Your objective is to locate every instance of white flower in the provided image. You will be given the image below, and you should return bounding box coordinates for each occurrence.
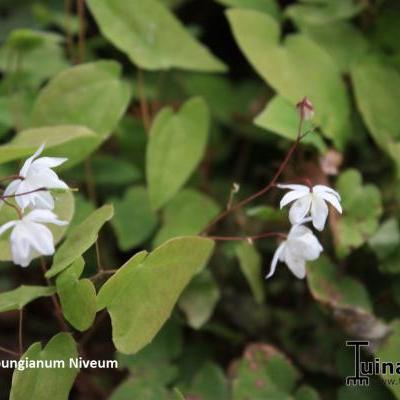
[266,225,323,279]
[278,184,342,231]
[2,144,68,211]
[0,210,67,267]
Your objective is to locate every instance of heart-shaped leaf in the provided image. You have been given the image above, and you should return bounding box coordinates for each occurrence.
[147,98,210,210]
[87,0,226,72]
[97,236,215,354]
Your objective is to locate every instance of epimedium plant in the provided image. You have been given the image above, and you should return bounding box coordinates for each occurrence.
[0,0,400,399]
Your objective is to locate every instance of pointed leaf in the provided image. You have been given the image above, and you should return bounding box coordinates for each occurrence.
[46,205,114,278]
[147,98,210,209]
[10,333,78,400]
[226,9,351,148]
[235,242,265,304]
[31,60,131,139]
[0,125,101,168]
[110,186,158,251]
[97,236,215,354]
[56,257,97,331]
[153,189,219,247]
[0,285,55,312]
[87,0,226,72]
[179,269,220,329]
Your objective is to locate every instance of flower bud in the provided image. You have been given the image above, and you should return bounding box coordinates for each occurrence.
[296,97,314,121]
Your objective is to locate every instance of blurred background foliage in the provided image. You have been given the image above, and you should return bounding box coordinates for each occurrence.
[0,0,400,399]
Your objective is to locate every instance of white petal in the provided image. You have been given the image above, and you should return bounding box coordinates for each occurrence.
[277,184,310,192]
[19,144,45,177]
[293,234,323,260]
[28,169,68,190]
[0,220,18,237]
[14,222,54,256]
[280,190,308,209]
[266,242,286,279]
[313,185,341,201]
[318,192,342,214]
[311,196,329,231]
[31,191,55,210]
[288,224,313,240]
[289,195,312,225]
[284,250,307,279]
[25,209,67,225]
[31,157,67,169]
[11,233,32,267]
[14,180,35,210]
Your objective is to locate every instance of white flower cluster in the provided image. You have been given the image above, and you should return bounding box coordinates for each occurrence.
[0,145,69,267]
[266,184,342,279]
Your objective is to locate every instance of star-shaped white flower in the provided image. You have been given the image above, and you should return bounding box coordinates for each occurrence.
[2,144,68,211]
[278,184,342,231]
[266,225,323,279]
[0,209,67,267]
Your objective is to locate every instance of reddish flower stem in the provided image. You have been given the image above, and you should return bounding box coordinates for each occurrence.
[0,187,47,200]
[202,117,304,235]
[0,345,19,357]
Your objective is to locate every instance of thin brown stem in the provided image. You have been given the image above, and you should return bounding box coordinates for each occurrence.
[208,231,286,242]
[202,118,304,235]
[18,308,23,355]
[76,0,86,64]
[0,345,19,357]
[40,258,69,332]
[95,240,103,272]
[90,269,117,282]
[65,0,74,61]
[1,187,46,200]
[84,158,97,204]
[137,69,151,133]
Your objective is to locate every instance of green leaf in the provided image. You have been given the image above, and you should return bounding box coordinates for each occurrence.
[235,242,265,304]
[87,0,226,72]
[117,319,182,384]
[179,269,220,329]
[147,98,210,209]
[66,156,141,186]
[0,125,101,168]
[31,60,131,139]
[307,256,388,339]
[307,256,372,314]
[285,0,365,25]
[56,257,97,331]
[10,333,78,400]
[292,21,369,72]
[255,95,326,152]
[375,320,400,399]
[153,189,219,247]
[110,186,158,251]
[226,9,351,148]
[351,61,400,174]
[186,362,229,400]
[110,378,168,400]
[295,385,320,400]
[335,169,382,258]
[215,0,280,19]
[0,285,55,312]
[231,343,300,400]
[0,190,75,262]
[369,219,400,274]
[97,236,215,354]
[46,205,114,278]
